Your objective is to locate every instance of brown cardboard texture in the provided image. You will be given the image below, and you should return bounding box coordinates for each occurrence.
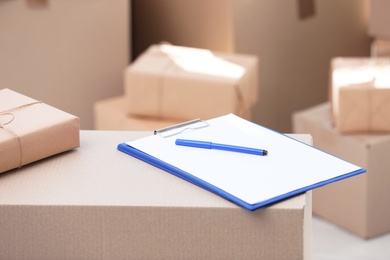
[0,0,129,129]
[125,44,258,121]
[94,95,182,131]
[330,57,390,133]
[369,0,390,38]
[293,102,390,239]
[371,38,390,57]
[0,131,312,259]
[0,88,79,173]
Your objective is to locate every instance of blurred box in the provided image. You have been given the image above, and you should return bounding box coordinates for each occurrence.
[94,95,182,131]
[293,102,390,239]
[330,57,390,133]
[0,0,129,129]
[371,38,390,56]
[124,44,258,121]
[369,0,390,38]
[0,88,79,173]
[0,131,312,259]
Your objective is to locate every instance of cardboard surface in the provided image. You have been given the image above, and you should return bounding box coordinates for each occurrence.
[0,131,312,259]
[94,95,182,131]
[0,0,129,129]
[371,38,390,57]
[0,88,80,173]
[125,44,258,121]
[369,0,390,38]
[330,57,390,132]
[293,103,390,239]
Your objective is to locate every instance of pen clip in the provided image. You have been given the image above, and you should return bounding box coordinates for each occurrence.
[154,118,209,138]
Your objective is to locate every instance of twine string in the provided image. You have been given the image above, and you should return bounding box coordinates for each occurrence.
[0,101,43,168]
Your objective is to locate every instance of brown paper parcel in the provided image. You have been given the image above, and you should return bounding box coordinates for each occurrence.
[0,88,80,173]
[94,95,183,131]
[125,44,258,120]
[331,57,390,133]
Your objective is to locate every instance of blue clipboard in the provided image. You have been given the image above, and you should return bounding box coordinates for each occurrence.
[117,114,366,211]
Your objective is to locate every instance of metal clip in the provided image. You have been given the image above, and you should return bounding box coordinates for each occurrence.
[154,118,209,138]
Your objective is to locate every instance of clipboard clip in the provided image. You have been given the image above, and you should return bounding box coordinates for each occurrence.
[154,118,209,138]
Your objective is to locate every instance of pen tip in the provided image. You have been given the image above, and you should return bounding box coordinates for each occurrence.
[263,150,268,156]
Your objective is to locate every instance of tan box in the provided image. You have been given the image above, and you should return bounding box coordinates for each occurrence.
[0,131,312,259]
[371,38,390,57]
[125,44,258,121]
[369,0,390,38]
[293,102,390,239]
[330,57,390,133]
[0,88,79,173]
[0,0,129,129]
[94,95,183,131]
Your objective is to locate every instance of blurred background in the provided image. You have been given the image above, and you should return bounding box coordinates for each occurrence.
[0,0,371,132]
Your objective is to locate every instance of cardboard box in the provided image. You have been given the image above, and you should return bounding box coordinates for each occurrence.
[0,131,312,259]
[293,102,390,239]
[0,0,129,129]
[125,44,258,121]
[0,88,80,173]
[369,0,390,38]
[330,57,390,133]
[94,95,183,131]
[371,38,390,57]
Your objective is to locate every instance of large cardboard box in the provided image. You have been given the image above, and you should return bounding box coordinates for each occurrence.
[0,88,80,173]
[293,103,390,239]
[0,131,312,259]
[125,44,258,121]
[369,0,390,38]
[0,0,129,129]
[94,95,182,131]
[371,38,390,57]
[330,57,390,133]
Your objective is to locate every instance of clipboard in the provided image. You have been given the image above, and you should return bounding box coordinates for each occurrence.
[117,114,365,211]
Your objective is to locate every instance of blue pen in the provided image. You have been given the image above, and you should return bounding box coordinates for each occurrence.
[175,139,268,156]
